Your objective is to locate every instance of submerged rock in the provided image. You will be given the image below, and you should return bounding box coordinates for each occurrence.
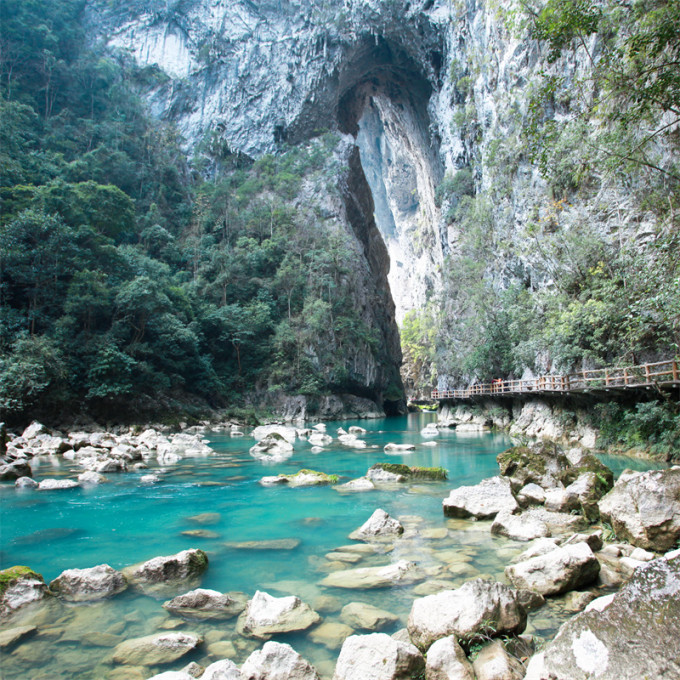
[384,443,416,452]
[407,579,527,651]
[333,633,424,680]
[442,476,518,519]
[505,542,600,596]
[0,625,37,650]
[112,631,203,665]
[340,602,399,631]
[241,640,320,680]
[236,590,321,639]
[49,564,127,602]
[320,560,424,590]
[223,538,300,550]
[0,566,52,618]
[525,555,680,679]
[163,588,247,619]
[598,467,680,551]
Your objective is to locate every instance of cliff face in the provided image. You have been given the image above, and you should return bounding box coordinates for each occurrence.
[84,0,673,402]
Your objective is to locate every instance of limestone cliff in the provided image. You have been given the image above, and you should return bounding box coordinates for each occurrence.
[84,0,676,402]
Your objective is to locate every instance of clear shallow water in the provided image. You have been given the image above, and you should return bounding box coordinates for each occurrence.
[0,414,663,679]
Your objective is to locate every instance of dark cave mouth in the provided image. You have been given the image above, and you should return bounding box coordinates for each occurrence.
[330,35,444,409]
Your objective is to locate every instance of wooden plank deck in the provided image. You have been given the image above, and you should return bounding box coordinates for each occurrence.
[431,359,680,400]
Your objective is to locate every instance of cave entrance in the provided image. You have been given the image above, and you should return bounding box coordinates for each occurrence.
[336,36,445,325]
[335,36,445,401]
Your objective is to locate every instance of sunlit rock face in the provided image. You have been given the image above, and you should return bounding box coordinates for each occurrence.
[86,0,660,398]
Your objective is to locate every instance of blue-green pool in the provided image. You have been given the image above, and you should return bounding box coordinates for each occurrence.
[0,414,663,679]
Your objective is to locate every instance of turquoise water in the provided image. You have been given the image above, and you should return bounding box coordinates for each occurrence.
[0,414,663,679]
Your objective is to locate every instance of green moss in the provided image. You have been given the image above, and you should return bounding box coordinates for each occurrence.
[559,454,614,493]
[370,463,412,476]
[368,463,447,481]
[497,446,548,476]
[409,466,448,481]
[0,566,43,596]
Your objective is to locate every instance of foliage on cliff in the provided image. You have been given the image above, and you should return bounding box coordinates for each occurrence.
[0,0,382,423]
[434,0,680,384]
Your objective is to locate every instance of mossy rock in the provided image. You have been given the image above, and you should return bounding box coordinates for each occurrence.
[559,454,614,495]
[497,444,570,490]
[370,463,412,476]
[369,463,447,481]
[409,467,448,481]
[0,566,44,597]
[288,469,338,484]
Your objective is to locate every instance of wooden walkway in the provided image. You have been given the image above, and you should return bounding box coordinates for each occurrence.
[431,359,680,400]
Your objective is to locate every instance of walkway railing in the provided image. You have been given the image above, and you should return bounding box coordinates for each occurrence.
[431,359,680,400]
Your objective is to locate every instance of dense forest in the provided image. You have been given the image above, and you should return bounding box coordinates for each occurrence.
[1,0,678,442]
[0,0,385,424]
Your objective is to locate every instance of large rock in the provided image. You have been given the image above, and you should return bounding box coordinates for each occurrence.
[349,509,403,541]
[525,555,680,679]
[497,443,571,491]
[0,566,52,618]
[505,542,600,596]
[241,641,320,680]
[236,590,321,639]
[407,579,526,651]
[112,632,203,665]
[123,549,208,596]
[163,588,247,619]
[249,433,294,461]
[38,478,79,490]
[49,564,127,602]
[425,636,475,680]
[598,467,680,551]
[491,510,550,541]
[333,633,424,680]
[320,560,424,590]
[252,425,297,444]
[366,465,407,483]
[442,476,518,519]
[340,602,399,631]
[0,461,32,481]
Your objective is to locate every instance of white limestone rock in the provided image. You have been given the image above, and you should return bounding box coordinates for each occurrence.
[598,467,680,551]
[442,476,518,519]
[349,509,404,541]
[49,564,127,602]
[333,633,424,680]
[491,510,550,541]
[424,635,475,680]
[236,590,321,639]
[505,542,600,596]
[407,579,526,651]
[241,641,319,680]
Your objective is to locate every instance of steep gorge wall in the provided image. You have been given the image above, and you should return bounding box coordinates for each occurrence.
[85,0,673,405]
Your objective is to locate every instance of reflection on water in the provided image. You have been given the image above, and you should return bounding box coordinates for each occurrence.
[0,414,661,678]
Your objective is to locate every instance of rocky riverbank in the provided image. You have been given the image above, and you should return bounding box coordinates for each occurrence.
[2,423,679,679]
